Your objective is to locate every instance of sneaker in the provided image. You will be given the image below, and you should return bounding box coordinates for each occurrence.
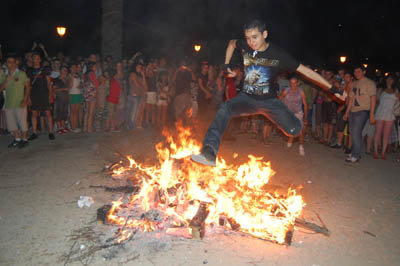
[287,142,293,148]
[28,133,38,141]
[299,145,305,156]
[345,156,359,163]
[62,128,70,134]
[72,128,81,133]
[263,139,271,146]
[18,140,29,149]
[8,139,21,148]
[190,146,217,167]
[49,133,56,140]
[330,143,342,149]
[344,147,352,155]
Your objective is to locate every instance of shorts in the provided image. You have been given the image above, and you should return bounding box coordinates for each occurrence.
[157,99,168,107]
[146,92,157,105]
[321,101,336,124]
[336,107,347,132]
[5,107,28,132]
[70,94,83,104]
[316,103,322,126]
[107,101,117,120]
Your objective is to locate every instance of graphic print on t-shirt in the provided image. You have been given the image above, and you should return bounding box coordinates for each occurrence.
[242,52,279,96]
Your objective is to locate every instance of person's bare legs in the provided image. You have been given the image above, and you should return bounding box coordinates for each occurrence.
[136,102,145,129]
[87,101,96,133]
[31,111,39,134]
[45,110,54,133]
[382,120,395,158]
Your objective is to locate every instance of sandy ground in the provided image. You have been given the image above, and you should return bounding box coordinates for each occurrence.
[0,126,399,266]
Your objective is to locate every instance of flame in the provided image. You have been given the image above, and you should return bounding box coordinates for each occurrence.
[106,124,304,244]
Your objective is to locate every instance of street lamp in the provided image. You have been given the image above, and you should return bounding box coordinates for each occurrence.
[363,63,368,69]
[194,44,201,52]
[56,26,67,37]
[339,56,346,63]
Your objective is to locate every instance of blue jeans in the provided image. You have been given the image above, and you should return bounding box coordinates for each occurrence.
[203,92,302,154]
[349,110,369,159]
[125,95,142,130]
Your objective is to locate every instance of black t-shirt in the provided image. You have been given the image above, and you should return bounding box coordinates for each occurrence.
[26,66,51,97]
[235,40,299,99]
[175,69,192,96]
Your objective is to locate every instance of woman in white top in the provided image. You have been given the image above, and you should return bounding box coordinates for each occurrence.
[373,76,399,159]
[68,63,83,132]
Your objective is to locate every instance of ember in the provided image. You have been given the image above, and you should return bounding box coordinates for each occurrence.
[104,124,305,245]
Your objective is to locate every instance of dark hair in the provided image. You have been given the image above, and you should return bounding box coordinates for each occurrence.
[353,64,366,71]
[5,52,18,60]
[289,74,299,81]
[32,51,42,58]
[243,19,267,32]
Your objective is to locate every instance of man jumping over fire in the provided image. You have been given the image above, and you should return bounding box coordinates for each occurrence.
[191,19,344,166]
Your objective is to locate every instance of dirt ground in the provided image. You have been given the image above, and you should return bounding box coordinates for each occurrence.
[0,126,399,266]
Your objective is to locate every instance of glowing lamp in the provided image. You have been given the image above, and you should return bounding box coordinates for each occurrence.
[363,64,368,69]
[194,44,201,52]
[339,56,346,63]
[57,26,67,37]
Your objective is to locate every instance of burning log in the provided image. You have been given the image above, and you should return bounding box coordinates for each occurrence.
[294,218,330,236]
[284,225,295,246]
[90,185,140,194]
[97,204,112,224]
[189,202,209,239]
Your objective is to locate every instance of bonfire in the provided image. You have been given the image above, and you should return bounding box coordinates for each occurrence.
[102,124,310,245]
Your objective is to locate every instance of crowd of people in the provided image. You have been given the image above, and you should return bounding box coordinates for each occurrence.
[0,42,399,163]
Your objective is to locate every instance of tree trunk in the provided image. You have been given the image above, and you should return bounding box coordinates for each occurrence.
[102,0,123,61]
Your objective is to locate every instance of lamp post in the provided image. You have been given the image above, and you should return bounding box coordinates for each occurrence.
[339,56,346,64]
[56,26,67,52]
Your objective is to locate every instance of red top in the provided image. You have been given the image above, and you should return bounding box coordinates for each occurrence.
[89,72,99,89]
[106,78,121,104]
[225,77,237,100]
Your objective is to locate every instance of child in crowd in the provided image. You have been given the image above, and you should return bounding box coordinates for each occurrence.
[83,63,98,133]
[52,66,69,134]
[156,71,170,129]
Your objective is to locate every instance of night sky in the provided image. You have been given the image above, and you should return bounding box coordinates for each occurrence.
[1,0,399,70]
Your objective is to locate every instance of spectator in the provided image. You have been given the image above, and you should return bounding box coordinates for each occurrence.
[68,62,83,133]
[373,76,399,159]
[145,59,157,127]
[343,65,377,163]
[95,69,110,132]
[172,59,195,125]
[156,71,170,129]
[106,69,123,132]
[331,72,353,149]
[26,52,55,140]
[83,63,99,133]
[0,53,31,148]
[126,63,147,130]
[52,65,69,134]
[279,75,308,155]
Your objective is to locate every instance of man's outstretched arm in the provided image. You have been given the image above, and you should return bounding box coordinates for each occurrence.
[296,64,345,102]
[296,64,331,90]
